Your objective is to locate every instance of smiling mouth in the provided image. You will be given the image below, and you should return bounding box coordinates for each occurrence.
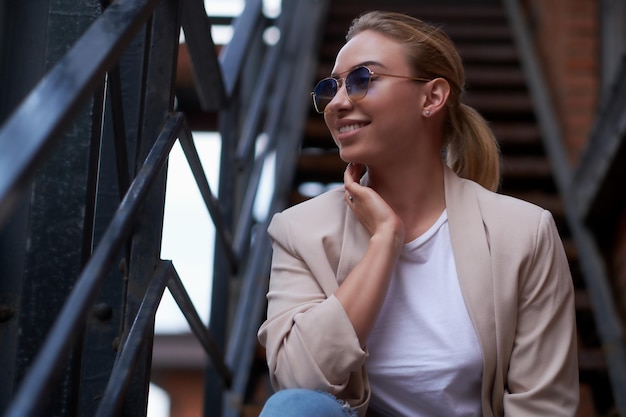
[339,123,368,134]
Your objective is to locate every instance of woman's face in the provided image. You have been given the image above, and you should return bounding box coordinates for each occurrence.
[324,30,426,167]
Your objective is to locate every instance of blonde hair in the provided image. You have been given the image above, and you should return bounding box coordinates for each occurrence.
[347,11,501,191]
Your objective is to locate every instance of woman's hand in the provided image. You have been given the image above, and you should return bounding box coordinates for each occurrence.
[336,163,407,344]
[344,163,406,250]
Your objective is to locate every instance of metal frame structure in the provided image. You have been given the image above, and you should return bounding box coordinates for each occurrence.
[0,0,329,416]
[503,0,626,413]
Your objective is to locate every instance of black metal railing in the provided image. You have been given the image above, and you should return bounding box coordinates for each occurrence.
[0,0,329,416]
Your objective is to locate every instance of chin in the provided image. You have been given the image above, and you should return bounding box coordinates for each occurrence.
[338,153,358,165]
[338,150,371,166]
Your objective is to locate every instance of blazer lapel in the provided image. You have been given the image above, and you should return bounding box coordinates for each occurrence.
[444,166,497,414]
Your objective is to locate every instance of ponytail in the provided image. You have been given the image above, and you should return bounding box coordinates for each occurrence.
[445,103,501,192]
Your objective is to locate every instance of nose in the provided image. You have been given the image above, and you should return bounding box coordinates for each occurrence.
[325,81,352,113]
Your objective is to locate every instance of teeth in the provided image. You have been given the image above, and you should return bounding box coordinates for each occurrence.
[339,124,365,133]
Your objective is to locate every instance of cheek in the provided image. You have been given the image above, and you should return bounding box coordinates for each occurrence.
[323,112,332,127]
[368,87,418,116]
[379,92,420,125]
[371,106,422,145]
[375,100,416,125]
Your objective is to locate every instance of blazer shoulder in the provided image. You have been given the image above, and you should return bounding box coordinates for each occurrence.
[445,166,546,228]
[466,180,559,250]
[470,180,547,221]
[280,186,346,218]
[268,186,348,240]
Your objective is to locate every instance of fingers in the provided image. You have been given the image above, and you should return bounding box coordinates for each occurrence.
[344,163,360,204]
[341,164,405,242]
[344,163,363,189]
[347,163,364,182]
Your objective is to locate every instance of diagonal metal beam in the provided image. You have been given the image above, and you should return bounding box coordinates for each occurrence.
[167,265,233,387]
[178,125,239,272]
[574,58,626,228]
[95,261,172,417]
[181,0,227,111]
[218,0,264,97]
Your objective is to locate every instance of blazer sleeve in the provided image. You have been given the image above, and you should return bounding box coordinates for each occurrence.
[257,212,369,406]
[503,210,579,415]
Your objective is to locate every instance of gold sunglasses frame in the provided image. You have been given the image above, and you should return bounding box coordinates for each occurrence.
[311,66,431,113]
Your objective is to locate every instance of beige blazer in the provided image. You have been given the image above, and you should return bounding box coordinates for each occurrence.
[258,166,579,416]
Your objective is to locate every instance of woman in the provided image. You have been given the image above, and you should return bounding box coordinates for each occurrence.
[257,11,578,417]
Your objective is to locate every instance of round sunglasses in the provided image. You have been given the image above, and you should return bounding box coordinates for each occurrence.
[310,66,431,113]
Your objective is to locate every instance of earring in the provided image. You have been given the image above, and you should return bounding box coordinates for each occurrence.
[424,110,430,116]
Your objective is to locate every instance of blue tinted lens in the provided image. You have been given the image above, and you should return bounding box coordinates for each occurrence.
[345,67,371,100]
[313,78,337,112]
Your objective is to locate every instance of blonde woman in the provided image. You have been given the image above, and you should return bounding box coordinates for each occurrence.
[258,11,578,417]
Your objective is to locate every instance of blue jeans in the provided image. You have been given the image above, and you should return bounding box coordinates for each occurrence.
[259,388,358,417]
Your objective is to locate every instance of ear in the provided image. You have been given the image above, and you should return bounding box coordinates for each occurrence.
[422,78,450,117]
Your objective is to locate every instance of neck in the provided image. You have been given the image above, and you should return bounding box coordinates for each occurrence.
[366,158,446,241]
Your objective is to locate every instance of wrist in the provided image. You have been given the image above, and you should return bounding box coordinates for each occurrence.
[370,226,405,255]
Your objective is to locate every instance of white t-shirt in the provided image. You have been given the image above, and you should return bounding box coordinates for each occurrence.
[366,210,483,417]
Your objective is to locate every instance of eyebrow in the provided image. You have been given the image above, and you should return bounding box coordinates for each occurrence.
[330,60,387,78]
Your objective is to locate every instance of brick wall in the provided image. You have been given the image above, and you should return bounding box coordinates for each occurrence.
[526,0,599,165]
